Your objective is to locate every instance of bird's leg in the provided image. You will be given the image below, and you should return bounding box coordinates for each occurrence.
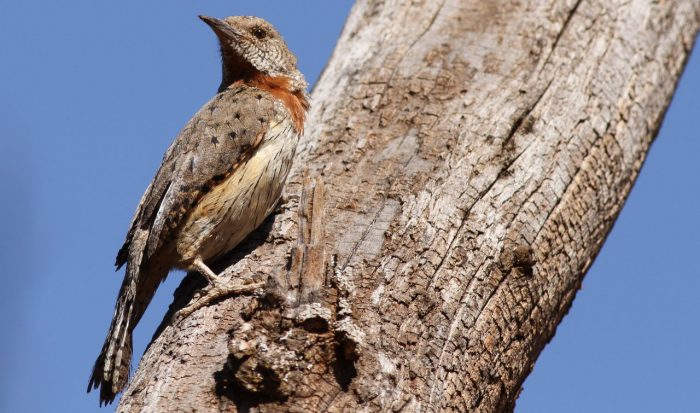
[193,258,224,285]
[176,258,265,319]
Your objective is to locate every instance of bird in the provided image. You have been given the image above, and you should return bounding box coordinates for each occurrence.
[88,15,309,405]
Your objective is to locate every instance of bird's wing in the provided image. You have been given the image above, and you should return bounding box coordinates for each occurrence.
[115,85,281,267]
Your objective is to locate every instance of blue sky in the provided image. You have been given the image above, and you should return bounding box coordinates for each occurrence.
[0,2,697,412]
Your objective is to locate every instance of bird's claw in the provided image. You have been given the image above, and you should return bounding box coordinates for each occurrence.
[175,280,265,320]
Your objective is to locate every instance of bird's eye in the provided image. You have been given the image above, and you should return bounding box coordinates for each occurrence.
[252,27,267,39]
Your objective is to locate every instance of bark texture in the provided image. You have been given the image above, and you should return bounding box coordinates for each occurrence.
[117,0,699,412]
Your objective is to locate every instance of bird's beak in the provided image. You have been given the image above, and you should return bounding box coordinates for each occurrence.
[199,15,240,42]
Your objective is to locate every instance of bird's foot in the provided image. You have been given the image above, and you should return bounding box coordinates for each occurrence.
[175,258,265,320]
[176,278,265,320]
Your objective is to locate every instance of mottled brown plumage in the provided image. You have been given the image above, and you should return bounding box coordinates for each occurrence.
[88,15,308,405]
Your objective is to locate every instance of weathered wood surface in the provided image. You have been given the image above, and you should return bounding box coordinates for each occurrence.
[118,0,699,411]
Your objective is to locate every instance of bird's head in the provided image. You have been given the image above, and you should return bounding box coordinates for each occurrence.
[200,15,307,93]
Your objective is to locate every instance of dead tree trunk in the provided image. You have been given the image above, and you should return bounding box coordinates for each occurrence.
[117,1,699,412]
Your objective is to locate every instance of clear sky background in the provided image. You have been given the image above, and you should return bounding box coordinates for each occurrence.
[0,2,697,412]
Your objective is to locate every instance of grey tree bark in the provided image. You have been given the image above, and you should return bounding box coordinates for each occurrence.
[117,1,699,412]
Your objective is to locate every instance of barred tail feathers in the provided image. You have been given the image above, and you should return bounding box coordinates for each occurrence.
[88,229,165,405]
[88,258,139,405]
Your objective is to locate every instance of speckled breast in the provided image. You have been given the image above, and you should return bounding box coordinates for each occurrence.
[174,114,298,264]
